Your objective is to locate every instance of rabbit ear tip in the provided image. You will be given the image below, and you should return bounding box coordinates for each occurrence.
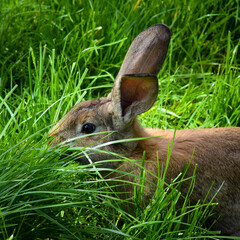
[148,24,171,35]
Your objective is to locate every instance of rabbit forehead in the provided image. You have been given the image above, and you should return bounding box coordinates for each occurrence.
[50,97,111,136]
[75,97,112,123]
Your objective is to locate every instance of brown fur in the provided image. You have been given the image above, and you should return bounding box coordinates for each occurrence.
[50,24,240,236]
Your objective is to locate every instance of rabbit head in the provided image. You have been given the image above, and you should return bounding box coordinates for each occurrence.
[50,24,171,165]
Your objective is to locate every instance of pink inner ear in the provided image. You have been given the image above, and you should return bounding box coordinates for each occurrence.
[120,77,152,116]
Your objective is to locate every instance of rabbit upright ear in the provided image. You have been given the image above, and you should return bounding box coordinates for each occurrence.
[117,24,171,77]
[111,74,158,128]
[110,24,170,129]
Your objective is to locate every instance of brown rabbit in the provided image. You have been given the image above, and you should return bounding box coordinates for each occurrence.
[50,24,240,237]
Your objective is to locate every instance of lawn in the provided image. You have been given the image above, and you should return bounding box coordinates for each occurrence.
[0,0,240,239]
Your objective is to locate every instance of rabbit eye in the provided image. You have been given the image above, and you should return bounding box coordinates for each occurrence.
[81,123,96,134]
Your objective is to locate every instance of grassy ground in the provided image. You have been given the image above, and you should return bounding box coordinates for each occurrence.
[0,0,240,239]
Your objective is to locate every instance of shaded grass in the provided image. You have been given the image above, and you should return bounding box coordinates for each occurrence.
[1,0,239,92]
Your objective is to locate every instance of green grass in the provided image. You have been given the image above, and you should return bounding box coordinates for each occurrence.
[0,0,240,239]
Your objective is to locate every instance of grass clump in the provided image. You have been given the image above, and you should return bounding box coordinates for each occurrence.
[0,0,240,239]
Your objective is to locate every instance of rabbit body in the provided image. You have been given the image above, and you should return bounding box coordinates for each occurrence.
[50,24,240,236]
[118,124,240,236]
